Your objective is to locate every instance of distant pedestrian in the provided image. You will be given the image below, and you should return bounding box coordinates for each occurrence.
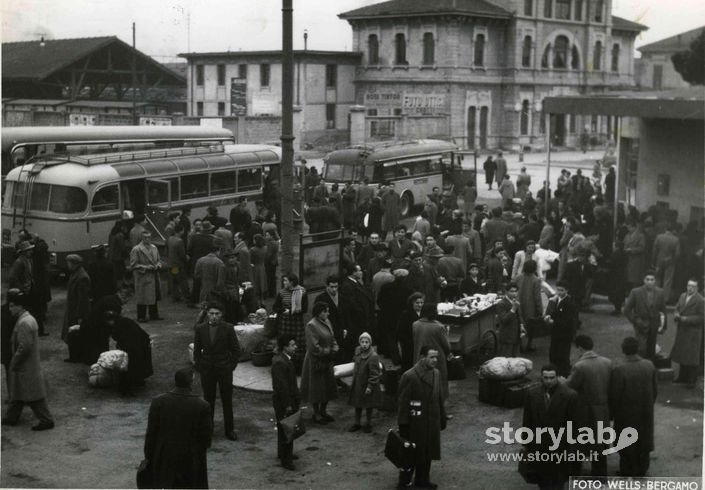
[483,156,496,190]
[130,231,163,322]
[2,290,55,431]
[624,271,667,361]
[495,151,507,187]
[144,367,211,489]
[544,281,578,377]
[271,336,301,471]
[670,279,704,387]
[62,254,91,362]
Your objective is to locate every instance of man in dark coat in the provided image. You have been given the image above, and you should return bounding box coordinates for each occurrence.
[388,225,414,269]
[77,289,126,366]
[671,279,704,387]
[194,301,241,441]
[314,275,346,360]
[144,367,211,489]
[521,364,577,489]
[339,264,376,362]
[377,269,413,363]
[543,282,578,377]
[397,346,447,489]
[86,244,117,302]
[229,197,252,235]
[496,283,523,357]
[624,271,667,361]
[23,231,52,337]
[63,255,91,362]
[565,335,612,477]
[271,336,301,470]
[609,337,657,477]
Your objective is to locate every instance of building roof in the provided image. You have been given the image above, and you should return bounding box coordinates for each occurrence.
[612,16,649,33]
[2,36,184,84]
[338,0,511,20]
[543,86,704,120]
[638,26,704,54]
[179,50,363,61]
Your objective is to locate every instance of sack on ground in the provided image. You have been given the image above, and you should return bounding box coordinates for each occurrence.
[97,350,129,372]
[478,357,532,380]
[88,363,118,387]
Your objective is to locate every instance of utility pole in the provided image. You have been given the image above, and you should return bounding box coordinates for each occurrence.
[280,0,295,274]
[132,22,137,125]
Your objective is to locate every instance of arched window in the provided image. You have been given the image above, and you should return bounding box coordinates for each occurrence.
[556,0,571,19]
[368,34,379,65]
[593,41,602,70]
[593,0,604,22]
[571,45,580,69]
[474,34,485,66]
[395,33,407,65]
[611,43,620,72]
[522,36,532,67]
[541,44,551,68]
[520,100,530,135]
[423,32,435,65]
[553,35,569,68]
[574,0,583,20]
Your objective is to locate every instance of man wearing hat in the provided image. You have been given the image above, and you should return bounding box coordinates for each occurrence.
[130,231,163,322]
[8,241,35,296]
[87,244,116,302]
[62,254,91,361]
[188,222,216,306]
[544,281,579,377]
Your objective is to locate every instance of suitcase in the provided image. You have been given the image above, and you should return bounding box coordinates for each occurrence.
[479,376,527,406]
[502,379,541,408]
[447,356,466,380]
[384,429,416,468]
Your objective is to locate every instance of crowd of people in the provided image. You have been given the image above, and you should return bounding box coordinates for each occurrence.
[2,154,703,489]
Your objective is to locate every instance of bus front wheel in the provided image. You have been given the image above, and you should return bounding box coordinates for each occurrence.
[400,192,414,217]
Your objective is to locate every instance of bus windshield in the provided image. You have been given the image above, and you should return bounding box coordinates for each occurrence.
[10,183,88,214]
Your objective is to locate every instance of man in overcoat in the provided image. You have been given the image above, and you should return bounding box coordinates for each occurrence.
[521,364,577,490]
[271,336,301,470]
[565,335,612,476]
[144,367,211,488]
[496,283,523,357]
[397,346,447,489]
[63,254,91,361]
[609,337,657,477]
[671,279,704,387]
[314,275,347,362]
[130,231,163,322]
[339,264,376,360]
[2,291,54,431]
[624,271,667,361]
[544,282,578,377]
[194,245,226,304]
[194,302,241,441]
[381,182,401,240]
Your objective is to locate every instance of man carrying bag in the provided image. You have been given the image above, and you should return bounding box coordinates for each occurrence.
[272,336,302,470]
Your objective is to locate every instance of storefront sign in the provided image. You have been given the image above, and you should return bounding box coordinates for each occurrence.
[364,92,447,115]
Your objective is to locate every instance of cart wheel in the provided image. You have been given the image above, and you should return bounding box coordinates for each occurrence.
[477,330,497,364]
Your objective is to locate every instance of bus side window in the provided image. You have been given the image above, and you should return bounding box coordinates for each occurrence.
[91,184,119,212]
[237,168,262,192]
[181,174,208,199]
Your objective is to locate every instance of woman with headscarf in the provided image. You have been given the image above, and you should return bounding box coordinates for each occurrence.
[412,303,452,401]
[273,274,308,372]
[348,332,383,433]
[300,302,338,424]
[397,293,425,372]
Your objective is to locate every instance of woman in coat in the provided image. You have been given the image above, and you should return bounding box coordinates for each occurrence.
[412,303,451,401]
[515,260,543,352]
[348,332,383,433]
[397,293,425,372]
[249,234,268,302]
[300,302,338,424]
[273,274,308,371]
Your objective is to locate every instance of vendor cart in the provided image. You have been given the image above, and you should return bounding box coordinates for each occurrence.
[438,304,498,364]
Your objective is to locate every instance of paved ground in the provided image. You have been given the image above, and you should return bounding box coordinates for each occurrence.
[1,287,702,489]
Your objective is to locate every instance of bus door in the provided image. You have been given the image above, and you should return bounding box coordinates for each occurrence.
[145,178,172,244]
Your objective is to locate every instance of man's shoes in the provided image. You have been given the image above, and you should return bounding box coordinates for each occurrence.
[348,424,361,432]
[1,418,17,426]
[397,482,413,489]
[362,424,372,434]
[414,481,438,489]
[31,421,55,431]
[281,461,296,471]
[225,431,238,441]
[320,413,335,422]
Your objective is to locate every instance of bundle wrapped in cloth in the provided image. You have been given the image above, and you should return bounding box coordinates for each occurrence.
[97,349,129,372]
[88,363,118,388]
[478,357,532,380]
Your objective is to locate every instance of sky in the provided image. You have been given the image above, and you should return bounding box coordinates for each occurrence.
[2,0,704,63]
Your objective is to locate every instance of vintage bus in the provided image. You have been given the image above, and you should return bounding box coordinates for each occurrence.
[1,125,235,176]
[2,143,280,270]
[322,139,470,216]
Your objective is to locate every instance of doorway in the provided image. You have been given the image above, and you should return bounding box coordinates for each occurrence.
[467,106,476,150]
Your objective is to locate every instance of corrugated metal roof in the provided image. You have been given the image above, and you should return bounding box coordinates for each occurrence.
[339,0,511,20]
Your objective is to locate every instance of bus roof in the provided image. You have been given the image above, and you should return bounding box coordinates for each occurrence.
[1,125,234,153]
[5,143,281,185]
[323,139,457,166]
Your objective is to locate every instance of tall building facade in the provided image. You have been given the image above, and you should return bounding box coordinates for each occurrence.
[340,0,646,149]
